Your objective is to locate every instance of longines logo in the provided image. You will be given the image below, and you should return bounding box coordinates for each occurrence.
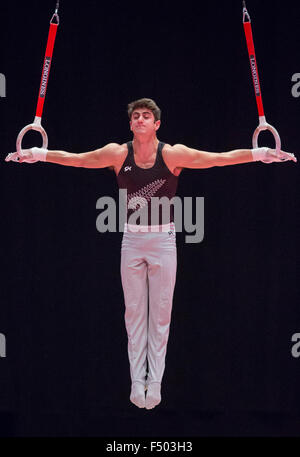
[40,57,51,98]
[0,333,6,358]
[250,55,260,96]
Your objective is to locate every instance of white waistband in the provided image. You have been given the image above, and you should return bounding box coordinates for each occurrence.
[124,222,175,233]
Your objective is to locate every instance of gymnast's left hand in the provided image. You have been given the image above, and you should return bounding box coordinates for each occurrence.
[263,148,297,163]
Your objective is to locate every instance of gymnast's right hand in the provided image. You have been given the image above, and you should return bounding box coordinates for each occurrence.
[5,147,47,163]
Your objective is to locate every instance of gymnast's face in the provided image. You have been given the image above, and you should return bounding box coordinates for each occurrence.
[130,108,160,136]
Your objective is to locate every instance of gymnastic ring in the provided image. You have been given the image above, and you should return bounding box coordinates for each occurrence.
[16,117,48,157]
[252,118,281,155]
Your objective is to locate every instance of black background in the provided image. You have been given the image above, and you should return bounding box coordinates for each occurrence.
[0,0,299,437]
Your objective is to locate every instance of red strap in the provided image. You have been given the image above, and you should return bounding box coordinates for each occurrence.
[243,22,264,117]
[35,22,58,118]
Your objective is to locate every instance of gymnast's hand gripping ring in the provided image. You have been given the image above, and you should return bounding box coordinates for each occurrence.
[9,117,49,162]
[252,115,281,154]
[5,2,59,163]
[242,1,283,158]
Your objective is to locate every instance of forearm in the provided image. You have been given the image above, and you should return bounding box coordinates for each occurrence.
[166,144,295,170]
[6,143,121,167]
[46,150,83,167]
[216,149,253,166]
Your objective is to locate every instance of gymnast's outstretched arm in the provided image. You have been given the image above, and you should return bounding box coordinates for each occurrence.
[163,144,297,169]
[5,143,124,169]
[46,143,123,168]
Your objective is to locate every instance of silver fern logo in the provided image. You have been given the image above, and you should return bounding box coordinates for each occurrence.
[128,196,147,210]
[127,179,166,210]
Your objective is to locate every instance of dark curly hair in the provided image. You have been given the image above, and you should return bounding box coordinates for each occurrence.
[127,98,161,122]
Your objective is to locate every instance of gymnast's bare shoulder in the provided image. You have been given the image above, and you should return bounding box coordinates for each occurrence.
[78,142,127,170]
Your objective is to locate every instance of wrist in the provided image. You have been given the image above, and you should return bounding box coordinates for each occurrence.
[251,147,269,162]
[31,147,48,162]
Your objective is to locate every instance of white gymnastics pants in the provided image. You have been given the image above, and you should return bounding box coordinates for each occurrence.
[120,223,177,387]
